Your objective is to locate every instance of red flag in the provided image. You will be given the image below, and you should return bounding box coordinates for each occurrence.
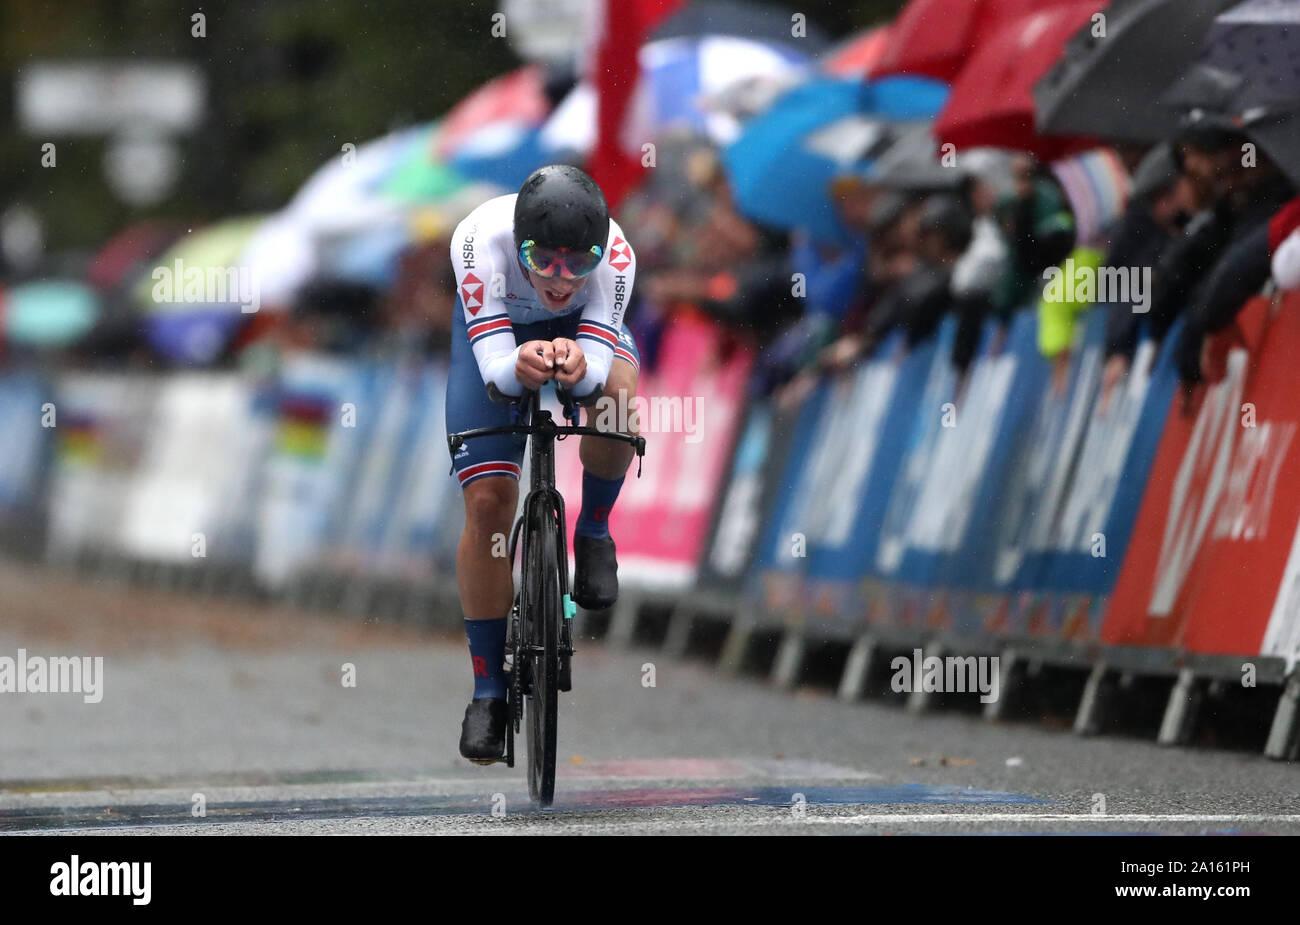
[584,0,685,210]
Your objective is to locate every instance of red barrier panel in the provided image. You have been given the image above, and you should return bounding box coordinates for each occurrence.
[1102,293,1300,656]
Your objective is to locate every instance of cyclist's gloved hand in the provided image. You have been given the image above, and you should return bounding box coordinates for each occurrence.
[550,338,587,390]
[516,340,556,390]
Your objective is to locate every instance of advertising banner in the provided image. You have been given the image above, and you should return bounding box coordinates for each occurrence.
[555,314,752,589]
[1102,295,1300,656]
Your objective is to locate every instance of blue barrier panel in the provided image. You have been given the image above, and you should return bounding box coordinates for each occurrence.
[254,353,373,589]
[318,359,388,550]
[1036,324,1182,595]
[800,332,937,625]
[873,314,978,588]
[695,395,800,596]
[930,313,1051,597]
[382,361,461,577]
[0,368,53,515]
[207,377,277,568]
[750,378,833,611]
[690,301,1184,644]
[862,312,1041,633]
[334,360,432,572]
[987,309,1110,595]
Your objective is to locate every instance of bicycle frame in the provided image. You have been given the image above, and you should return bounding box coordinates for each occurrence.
[447,386,644,801]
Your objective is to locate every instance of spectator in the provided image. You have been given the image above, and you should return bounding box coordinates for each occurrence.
[950,154,1011,377]
[1098,143,1187,410]
[1269,197,1300,291]
[1163,120,1297,384]
[749,172,869,398]
[990,155,1076,331]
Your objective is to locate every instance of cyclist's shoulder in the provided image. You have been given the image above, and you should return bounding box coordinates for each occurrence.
[599,217,636,279]
[606,216,632,251]
[453,193,518,247]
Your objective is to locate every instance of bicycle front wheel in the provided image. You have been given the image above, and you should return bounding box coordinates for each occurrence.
[523,496,560,807]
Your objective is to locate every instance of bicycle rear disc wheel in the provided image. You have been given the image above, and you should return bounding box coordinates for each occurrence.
[524,500,560,806]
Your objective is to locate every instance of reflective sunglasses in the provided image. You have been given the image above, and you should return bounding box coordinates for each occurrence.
[518,239,604,279]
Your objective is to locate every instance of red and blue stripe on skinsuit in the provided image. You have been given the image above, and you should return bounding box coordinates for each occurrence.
[445,296,640,489]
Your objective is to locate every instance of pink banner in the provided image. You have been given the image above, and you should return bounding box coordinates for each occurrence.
[555,313,752,588]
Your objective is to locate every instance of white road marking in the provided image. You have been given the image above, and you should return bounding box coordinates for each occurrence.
[808,813,1300,825]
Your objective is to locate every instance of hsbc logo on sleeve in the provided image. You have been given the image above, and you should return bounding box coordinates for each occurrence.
[461,273,484,315]
[608,236,632,271]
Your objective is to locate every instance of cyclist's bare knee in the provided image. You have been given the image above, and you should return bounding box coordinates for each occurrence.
[462,477,517,539]
[582,362,638,477]
[588,362,640,434]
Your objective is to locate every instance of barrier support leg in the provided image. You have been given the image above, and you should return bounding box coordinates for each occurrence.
[772,631,804,690]
[1265,673,1300,761]
[718,617,754,677]
[838,635,876,702]
[984,649,1021,721]
[906,642,943,714]
[1074,661,1113,736]
[662,599,696,660]
[1157,667,1200,747]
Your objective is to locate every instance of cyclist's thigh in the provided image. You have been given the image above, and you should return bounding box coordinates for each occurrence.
[446,299,526,488]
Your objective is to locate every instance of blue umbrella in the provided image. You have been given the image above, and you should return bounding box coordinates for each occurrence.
[861,76,950,121]
[321,222,413,289]
[724,76,948,245]
[144,310,246,365]
[449,125,550,190]
[644,35,813,142]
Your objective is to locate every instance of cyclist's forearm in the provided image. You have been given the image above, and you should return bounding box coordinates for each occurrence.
[479,346,525,396]
[570,351,609,399]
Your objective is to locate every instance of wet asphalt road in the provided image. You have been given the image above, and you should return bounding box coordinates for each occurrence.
[1,561,1298,836]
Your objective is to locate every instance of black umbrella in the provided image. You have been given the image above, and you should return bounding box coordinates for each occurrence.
[651,0,832,55]
[1164,64,1300,189]
[868,122,962,191]
[1241,109,1300,190]
[1199,0,1300,103]
[1034,0,1239,144]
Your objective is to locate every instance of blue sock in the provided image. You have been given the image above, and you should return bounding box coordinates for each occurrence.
[575,470,625,539]
[464,617,507,699]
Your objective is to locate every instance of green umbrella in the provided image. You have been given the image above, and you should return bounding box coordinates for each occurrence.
[134,215,267,313]
[3,280,100,347]
[379,123,469,204]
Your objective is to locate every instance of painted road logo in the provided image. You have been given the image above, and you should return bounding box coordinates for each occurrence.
[50,856,151,905]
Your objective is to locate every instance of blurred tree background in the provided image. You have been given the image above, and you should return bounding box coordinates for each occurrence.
[0,0,904,254]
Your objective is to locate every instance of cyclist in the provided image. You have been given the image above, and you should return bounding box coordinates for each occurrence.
[447,164,640,764]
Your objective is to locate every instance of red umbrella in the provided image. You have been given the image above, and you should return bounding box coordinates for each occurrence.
[432,65,551,162]
[822,25,893,78]
[86,220,185,292]
[933,2,1109,161]
[869,0,1084,82]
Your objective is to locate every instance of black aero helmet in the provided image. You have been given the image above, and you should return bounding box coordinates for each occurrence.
[514,165,610,278]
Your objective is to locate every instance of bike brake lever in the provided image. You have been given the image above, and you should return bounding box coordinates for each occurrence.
[553,385,581,426]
